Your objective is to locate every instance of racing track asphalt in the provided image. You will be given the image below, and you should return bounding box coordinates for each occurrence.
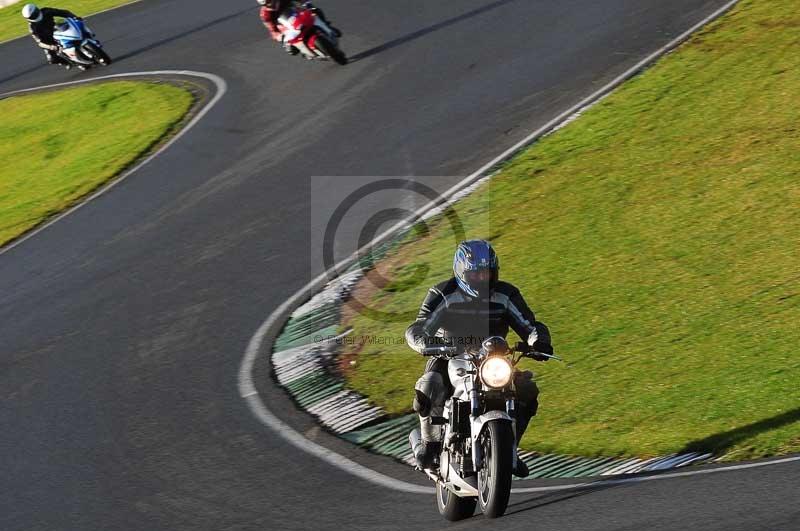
[1,1,797,530]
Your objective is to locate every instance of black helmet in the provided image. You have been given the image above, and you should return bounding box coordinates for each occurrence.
[453,239,499,298]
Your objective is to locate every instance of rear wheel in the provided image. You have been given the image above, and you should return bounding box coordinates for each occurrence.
[83,42,112,66]
[436,481,476,521]
[312,34,348,65]
[477,420,514,518]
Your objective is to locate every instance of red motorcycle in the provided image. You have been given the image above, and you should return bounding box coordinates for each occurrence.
[277,4,347,65]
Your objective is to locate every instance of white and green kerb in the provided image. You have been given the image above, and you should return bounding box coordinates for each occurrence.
[270,257,714,479]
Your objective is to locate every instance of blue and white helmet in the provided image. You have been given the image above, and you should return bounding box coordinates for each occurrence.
[453,239,499,298]
[22,4,42,22]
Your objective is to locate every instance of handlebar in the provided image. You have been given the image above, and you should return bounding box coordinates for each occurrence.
[513,342,563,361]
[422,343,563,361]
[421,346,458,357]
[531,352,563,361]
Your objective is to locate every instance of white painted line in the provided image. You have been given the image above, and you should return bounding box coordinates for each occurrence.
[0,0,146,46]
[239,289,434,496]
[0,70,228,257]
[239,0,768,496]
[242,392,434,494]
[511,456,800,494]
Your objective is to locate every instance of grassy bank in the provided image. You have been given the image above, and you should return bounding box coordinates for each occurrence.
[340,0,800,461]
[0,0,136,43]
[0,81,194,246]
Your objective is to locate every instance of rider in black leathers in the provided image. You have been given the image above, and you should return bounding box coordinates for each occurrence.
[21,4,81,68]
[405,240,553,478]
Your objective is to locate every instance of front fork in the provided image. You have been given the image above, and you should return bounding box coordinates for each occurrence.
[507,398,519,471]
[469,393,518,470]
[507,398,517,437]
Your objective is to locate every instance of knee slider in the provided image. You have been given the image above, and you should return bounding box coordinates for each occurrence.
[413,372,445,418]
[413,389,431,417]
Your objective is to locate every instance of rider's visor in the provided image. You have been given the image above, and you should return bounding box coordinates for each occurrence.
[464,269,492,284]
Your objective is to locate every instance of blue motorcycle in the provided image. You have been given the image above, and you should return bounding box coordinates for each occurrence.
[52,17,112,68]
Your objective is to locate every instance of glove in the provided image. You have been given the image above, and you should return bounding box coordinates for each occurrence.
[409,333,430,354]
[532,341,553,355]
[528,341,554,361]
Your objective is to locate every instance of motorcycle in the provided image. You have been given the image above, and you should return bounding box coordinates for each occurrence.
[276,3,347,65]
[52,17,112,69]
[409,337,560,520]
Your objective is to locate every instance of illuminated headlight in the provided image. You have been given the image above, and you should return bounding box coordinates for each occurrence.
[480,357,512,389]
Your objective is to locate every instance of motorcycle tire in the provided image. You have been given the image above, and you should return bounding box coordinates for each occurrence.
[313,34,348,65]
[436,480,477,521]
[83,42,112,66]
[477,420,514,518]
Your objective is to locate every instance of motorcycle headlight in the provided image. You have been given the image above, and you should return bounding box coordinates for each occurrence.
[480,357,512,389]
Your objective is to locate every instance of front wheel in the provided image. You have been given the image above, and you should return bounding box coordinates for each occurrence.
[83,42,112,66]
[477,420,514,518]
[312,34,348,65]
[436,481,476,521]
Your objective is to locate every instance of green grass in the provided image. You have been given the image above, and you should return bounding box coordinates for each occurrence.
[0,81,194,246]
[340,0,800,461]
[0,0,136,43]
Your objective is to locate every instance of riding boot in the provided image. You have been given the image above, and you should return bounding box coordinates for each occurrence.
[513,454,530,478]
[45,49,71,68]
[412,434,441,470]
[281,37,300,55]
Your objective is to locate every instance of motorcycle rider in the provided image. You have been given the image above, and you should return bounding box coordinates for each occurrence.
[21,3,83,70]
[257,0,341,56]
[405,239,554,478]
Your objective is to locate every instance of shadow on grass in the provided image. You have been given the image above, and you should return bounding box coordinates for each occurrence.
[680,407,800,455]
